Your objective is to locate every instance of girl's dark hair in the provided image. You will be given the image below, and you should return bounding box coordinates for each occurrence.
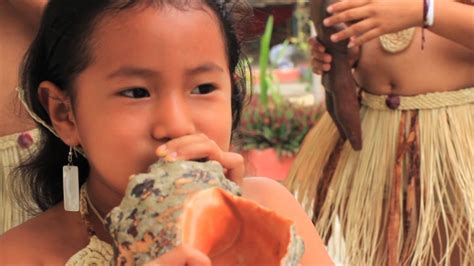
[14,0,252,213]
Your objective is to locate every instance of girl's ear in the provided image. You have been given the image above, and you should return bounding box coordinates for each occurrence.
[37,81,80,146]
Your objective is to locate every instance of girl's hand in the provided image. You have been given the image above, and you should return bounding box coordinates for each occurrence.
[324,0,423,46]
[309,37,360,74]
[155,134,245,185]
[310,37,332,75]
[144,244,211,266]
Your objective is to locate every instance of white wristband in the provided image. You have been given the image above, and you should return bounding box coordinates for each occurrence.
[425,0,435,27]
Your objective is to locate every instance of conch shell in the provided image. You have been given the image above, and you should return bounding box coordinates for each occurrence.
[310,0,362,150]
[106,160,304,265]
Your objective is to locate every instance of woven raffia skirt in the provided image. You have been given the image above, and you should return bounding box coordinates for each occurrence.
[286,88,474,265]
[0,129,38,234]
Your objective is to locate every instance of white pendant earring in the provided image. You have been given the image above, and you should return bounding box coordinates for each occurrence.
[63,146,79,212]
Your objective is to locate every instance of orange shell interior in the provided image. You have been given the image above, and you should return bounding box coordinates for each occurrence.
[181,187,294,266]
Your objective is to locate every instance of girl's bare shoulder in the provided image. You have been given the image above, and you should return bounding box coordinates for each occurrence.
[240,177,290,207]
[0,205,86,264]
[240,177,310,220]
[240,177,316,220]
[240,177,334,265]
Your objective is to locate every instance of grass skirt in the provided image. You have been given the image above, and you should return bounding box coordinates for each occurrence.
[285,88,474,265]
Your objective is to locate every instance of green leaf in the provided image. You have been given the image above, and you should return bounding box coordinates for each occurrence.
[263,127,273,140]
[259,16,274,106]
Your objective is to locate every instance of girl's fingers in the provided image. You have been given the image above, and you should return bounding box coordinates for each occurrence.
[172,142,244,184]
[327,0,370,14]
[219,152,245,185]
[155,134,245,184]
[156,134,209,159]
[309,37,328,53]
[311,48,332,63]
[163,134,222,164]
[331,18,378,43]
[324,6,371,28]
[309,37,331,74]
[311,59,331,74]
[350,27,383,47]
[172,140,222,162]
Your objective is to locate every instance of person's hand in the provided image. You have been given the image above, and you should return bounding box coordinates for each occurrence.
[323,0,423,47]
[309,37,360,75]
[144,244,211,266]
[155,134,245,185]
[309,37,331,75]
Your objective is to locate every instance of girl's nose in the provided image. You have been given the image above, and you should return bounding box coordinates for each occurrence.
[151,93,196,140]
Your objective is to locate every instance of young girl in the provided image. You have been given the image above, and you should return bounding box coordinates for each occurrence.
[287,0,473,265]
[0,0,333,265]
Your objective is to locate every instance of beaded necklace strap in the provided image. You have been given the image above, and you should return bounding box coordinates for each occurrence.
[80,183,108,236]
[79,184,97,237]
[84,186,107,225]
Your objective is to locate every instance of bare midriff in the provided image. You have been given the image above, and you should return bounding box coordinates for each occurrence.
[354,28,474,96]
[0,2,35,136]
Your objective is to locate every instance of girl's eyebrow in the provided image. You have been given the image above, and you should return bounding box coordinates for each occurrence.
[107,67,158,79]
[185,63,224,75]
[107,63,224,79]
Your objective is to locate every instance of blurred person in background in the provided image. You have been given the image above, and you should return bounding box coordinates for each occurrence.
[0,0,46,234]
[286,0,474,265]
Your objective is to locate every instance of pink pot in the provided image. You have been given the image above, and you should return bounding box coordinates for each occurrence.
[252,68,301,85]
[244,148,294,181]
[272,68,300,83]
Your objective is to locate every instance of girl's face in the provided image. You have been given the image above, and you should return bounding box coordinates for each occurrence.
[72,6,232,199]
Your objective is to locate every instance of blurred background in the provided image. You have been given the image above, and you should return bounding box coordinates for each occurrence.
[235,0,325,182]
[245,0,322,105]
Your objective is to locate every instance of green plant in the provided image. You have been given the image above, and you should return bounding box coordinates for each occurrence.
[238,98,323,157]
[256,15,285,106]
[258,15,274,106]
[237,16,322,157]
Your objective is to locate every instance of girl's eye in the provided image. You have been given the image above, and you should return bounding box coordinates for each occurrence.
[120,88,150,98]
[191,84,216,95]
